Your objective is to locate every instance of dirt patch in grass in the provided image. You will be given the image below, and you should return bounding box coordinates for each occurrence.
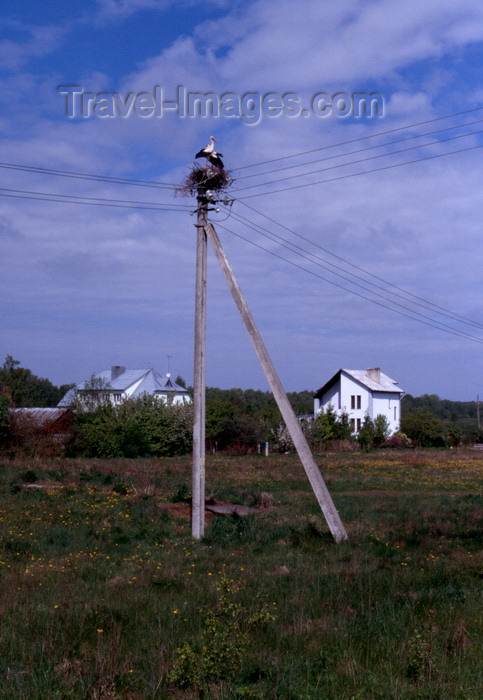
[158,498,263,523]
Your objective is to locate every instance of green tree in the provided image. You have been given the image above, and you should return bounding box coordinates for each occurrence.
[206,398,236,447]
[357,414,375,451]
[401,409,445,447]
[287,390,314,415]
[73,374,113,412]
[374,414,391,446]
[402,393,477,422]
[0,394,9,447]
[357,414,391,450]
[309,405,352,448]
[446,423,462,447]
[335,411,352,441]
[0,355,70,407]
[68,395,193,458]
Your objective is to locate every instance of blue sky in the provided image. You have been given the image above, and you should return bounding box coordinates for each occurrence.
[1,0,482,400]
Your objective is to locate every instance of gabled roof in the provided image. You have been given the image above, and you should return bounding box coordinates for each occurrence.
[9,407,72,426]
[57,367,189,406]
[127,369,186,397]
[314,368,403,399]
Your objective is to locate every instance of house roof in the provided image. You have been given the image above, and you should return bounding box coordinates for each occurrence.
[57,367,189,406]
[314,368,403,399]
[9,407,71,426]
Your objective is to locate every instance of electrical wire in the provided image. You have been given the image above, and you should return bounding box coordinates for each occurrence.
[0,161,179,191]
[231,128,483,193]
[237,200,483,330]
[0,187,191,212]
[216,205,483,335]
[235,117,483,181]
[3,109,482,196]
[1,120,480,344]
[233,105,483,172]
[214,220,483,345]
[234,142,483,199]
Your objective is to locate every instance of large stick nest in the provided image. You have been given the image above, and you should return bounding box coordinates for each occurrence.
[177,165,234,197]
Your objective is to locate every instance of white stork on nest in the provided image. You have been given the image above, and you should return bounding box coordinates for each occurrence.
[195,136,224,169]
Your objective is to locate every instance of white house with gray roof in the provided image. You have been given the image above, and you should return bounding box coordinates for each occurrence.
[313,367,404,434]
[58,366,191,408]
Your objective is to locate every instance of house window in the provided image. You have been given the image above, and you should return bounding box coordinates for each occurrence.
[357,418,361,431]
[394,406,397,420]
[350,418,355,432]
[351,395,361,410]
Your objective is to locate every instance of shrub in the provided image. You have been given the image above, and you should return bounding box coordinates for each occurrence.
[401,409,445,447]
[383,431,412,448]
[308,406,353,449]
[168,574,275,691]
[271,423,294,453]
[357,414,375,451]
[68,396,193,458]
[0,395,9,447]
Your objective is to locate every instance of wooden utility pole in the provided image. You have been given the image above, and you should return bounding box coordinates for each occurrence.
[192,188,207,538]
[204,222,348,543]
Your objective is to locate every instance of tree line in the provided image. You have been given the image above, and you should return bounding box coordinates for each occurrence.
[0,355,74,407]
[0,356,481,456]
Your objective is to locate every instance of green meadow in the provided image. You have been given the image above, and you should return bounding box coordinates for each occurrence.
[0,450,481,699]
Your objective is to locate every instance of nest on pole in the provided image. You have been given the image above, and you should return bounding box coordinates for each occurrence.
[177,165,234,198]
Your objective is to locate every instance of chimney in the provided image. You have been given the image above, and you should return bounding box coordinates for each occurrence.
[111,365,126,381]
[367,367,381,384]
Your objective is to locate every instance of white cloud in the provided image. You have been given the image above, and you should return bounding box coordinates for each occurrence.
[96,0,173,19]
[189,0,483,90]
[0,0,482,397]
[95,0,230,22]
[0,21,64,71]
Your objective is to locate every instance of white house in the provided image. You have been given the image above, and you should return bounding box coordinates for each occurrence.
[313,367,404,434]
[58,366,191,408]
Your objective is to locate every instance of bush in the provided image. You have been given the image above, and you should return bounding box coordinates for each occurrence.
[168,573,275,691]
[357,414,391,450]
[0,395,9,447]
[357,414,375,451]
[383,431,412,448]
[68,396,193,458]
[401,410,445,447]
[308,406,353,449]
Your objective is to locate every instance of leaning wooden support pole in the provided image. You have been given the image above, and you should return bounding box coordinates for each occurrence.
[204,223,348,543]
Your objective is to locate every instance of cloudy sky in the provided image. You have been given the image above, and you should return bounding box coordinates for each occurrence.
[1,0,482,400]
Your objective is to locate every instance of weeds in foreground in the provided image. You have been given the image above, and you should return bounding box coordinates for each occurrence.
[0,451,480,698]
[168,573,276,691]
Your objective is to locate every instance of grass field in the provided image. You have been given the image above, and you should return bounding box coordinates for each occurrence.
[0,450,481,699]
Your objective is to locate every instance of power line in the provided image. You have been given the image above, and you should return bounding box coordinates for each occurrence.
[2,107,482,200]
[214,220,483,346]
[233,105,483,172]
[0,161,179,191]
[237,200,483,330]
[1,127,480,344]
[235,117,483,181]
[217,205,483,336]
[235,142,483,199]
[0,187,191,212]
[231,128,483,193]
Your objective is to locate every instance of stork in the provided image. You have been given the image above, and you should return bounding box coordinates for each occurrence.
[195,136,224,169]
